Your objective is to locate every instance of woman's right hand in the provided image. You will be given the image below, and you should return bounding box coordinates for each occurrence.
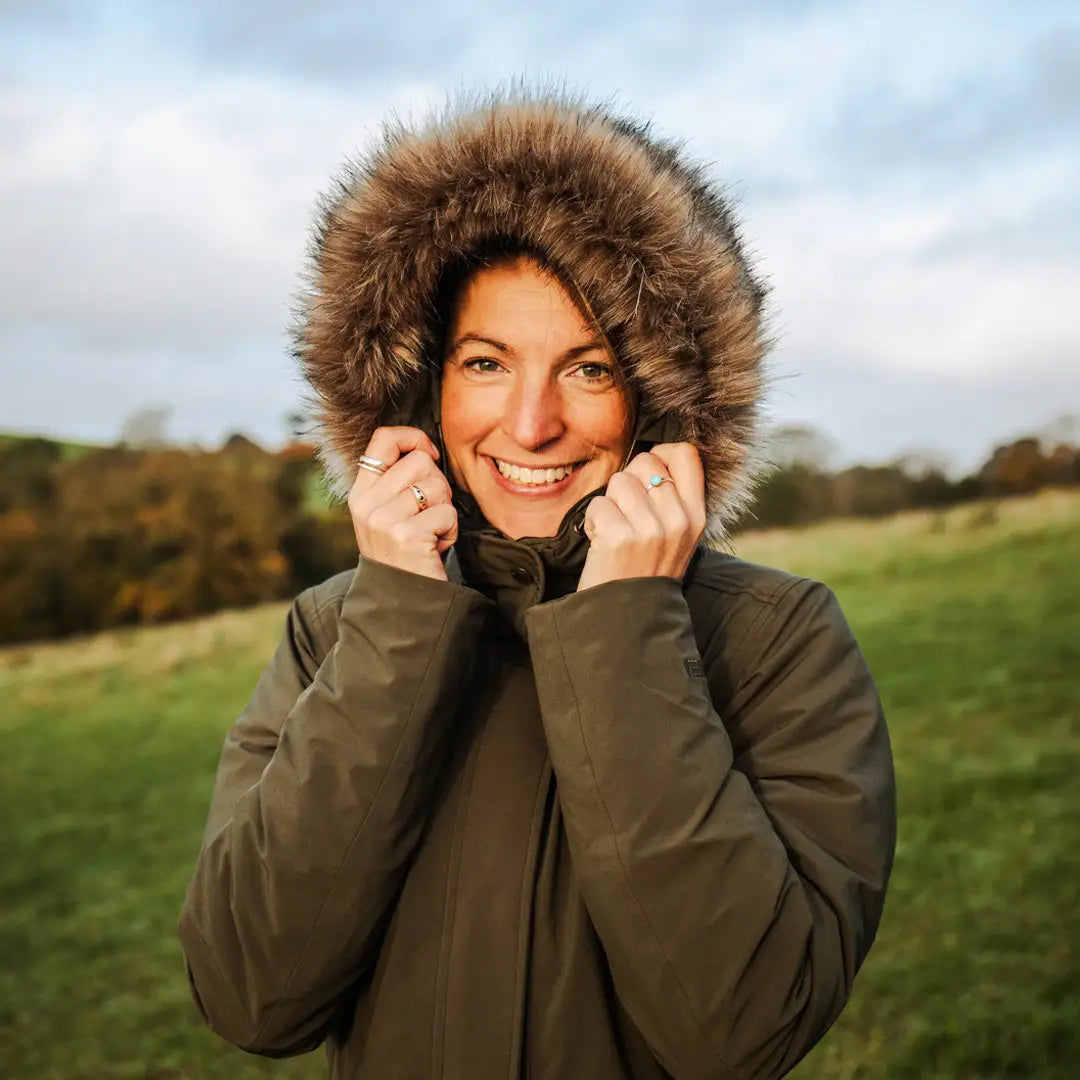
[347,427,458,581]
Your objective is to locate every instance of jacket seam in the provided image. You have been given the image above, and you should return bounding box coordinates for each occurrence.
[547,607,731,1074]
[184,919,254,1043]
[686,551,804,606]
[722,575,810,678]
[437,688,494,1074]
[690,577,794,606]
[307,596,334,640]
[507,760,554,1078]
[252,587,465,1046]
[307,594,340,656]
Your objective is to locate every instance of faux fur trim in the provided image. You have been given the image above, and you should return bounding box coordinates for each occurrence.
[293,89,769,540]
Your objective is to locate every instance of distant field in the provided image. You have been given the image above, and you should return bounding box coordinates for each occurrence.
[2,490,1078,1078]
[0,431,99,459]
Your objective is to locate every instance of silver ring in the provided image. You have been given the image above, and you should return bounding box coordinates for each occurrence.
[409,483,428,511]
[357,454,389,476]
[647,474,675,492]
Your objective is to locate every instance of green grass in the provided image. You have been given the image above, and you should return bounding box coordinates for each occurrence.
[2,491,1078,1078]
[302,467,339,517]
[0,431,99,460]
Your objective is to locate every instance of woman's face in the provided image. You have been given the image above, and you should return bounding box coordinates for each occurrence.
[441,257,633,539]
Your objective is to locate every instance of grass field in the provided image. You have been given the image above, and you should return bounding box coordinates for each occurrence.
[2,491,1078,1078]
[0,432,99,460]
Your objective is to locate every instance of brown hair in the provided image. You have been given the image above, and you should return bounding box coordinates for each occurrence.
[431,237,637,415]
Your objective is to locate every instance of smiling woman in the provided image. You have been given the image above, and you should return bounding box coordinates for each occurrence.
[440,254,634,539]
[178,89,896,1080]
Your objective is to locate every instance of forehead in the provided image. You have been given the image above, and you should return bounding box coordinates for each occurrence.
[449,258,595,342]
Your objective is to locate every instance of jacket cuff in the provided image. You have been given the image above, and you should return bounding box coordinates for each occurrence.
[339,555,490,638]
[523,574,718,826]
[524,575,701,692]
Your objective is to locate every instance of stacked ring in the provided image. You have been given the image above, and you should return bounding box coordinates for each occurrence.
[409,484,428,511]
[357,454,389,476]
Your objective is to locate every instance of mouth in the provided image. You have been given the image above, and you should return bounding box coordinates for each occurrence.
[486,456,586,494]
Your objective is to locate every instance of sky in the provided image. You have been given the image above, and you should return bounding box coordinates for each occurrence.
[2,0,1078,474]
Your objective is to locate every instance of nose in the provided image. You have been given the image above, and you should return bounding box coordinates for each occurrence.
[502,373,566,454]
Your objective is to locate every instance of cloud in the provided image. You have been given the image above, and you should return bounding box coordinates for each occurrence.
[822,26,1080,179]
[1,0,1077,466]
[0,77,431,349]
[751,182,1080,379]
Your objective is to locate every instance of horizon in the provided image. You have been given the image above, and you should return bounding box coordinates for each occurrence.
[4,415,1075,482]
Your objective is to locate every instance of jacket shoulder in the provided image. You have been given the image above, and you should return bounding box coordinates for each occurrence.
[292,566,356,650]
[683,548,880,757]
[684,548,840,695]
[686,547,810,610]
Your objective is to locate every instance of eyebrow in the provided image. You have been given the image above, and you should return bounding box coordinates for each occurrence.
[449,333,606,361]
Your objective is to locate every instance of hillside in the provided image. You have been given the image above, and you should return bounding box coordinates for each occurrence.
[0,431,99,459]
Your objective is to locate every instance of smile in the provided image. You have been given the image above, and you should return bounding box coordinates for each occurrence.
[491,458,584,486]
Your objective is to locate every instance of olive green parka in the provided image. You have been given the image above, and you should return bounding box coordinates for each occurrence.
[178,92,896,1080]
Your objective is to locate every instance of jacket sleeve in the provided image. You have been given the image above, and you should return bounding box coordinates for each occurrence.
[524,574,896,1080]
[178,557,490,1056]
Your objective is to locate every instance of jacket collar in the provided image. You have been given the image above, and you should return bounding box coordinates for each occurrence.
[448,488,597,639]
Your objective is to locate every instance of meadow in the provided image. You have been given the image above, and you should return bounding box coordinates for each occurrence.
[2,490,1078,1078]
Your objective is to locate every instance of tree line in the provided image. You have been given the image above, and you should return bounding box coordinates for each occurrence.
[0,435,355,644]
[748,431,1079,528]
[1,428,1077,644]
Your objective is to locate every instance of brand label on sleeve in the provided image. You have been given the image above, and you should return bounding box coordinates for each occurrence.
[684,657,706,678]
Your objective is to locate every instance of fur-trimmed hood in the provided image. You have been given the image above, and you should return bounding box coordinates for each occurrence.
[294,91,769,540]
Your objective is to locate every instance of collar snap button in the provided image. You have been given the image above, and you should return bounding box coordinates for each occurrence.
[511,566,533,584]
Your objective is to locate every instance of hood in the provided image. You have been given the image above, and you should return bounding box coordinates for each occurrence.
[294,90,770,541]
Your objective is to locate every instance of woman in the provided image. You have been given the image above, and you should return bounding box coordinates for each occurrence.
[179,92,896,1079]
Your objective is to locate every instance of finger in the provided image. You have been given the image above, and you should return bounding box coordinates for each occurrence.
[583,493,633,544]
[356,450,452,509]
[624,452,689,527]
[362,426,439,471]
[387,502,458,548]
[624,451,678,496]
[369,480,450,528]
[604,470,664,539]
[425,503,459,550]
[380,450,453,498]
[649,442,703,494]
[624,449,668,481]
[649,443,706,527]
[351,429,440,497]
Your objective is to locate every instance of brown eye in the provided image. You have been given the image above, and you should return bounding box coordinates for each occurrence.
[464,357,504,374]
[575,362,614,381]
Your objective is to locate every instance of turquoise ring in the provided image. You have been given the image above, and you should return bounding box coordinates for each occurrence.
[648,474,674,489]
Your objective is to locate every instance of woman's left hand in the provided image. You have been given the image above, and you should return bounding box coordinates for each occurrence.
[578,443,707,592]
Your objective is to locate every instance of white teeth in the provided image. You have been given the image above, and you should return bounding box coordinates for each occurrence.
[494,459,578,485]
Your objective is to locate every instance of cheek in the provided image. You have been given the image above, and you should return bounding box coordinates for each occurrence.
[440,379,493,458]
[576,393,633,457]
